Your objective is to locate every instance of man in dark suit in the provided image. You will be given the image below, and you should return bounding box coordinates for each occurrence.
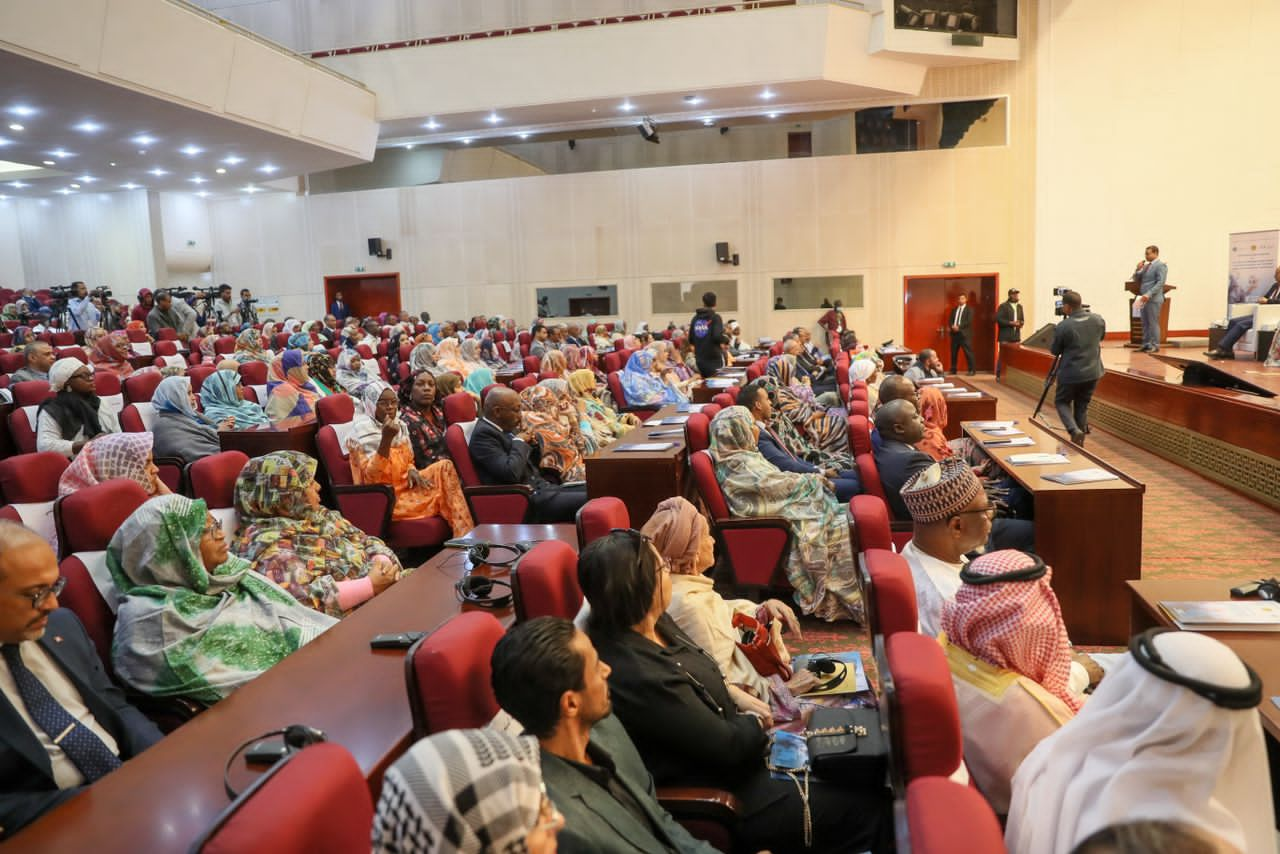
[1206,267,1280,359]
[1050,289,1106,446]
[0,522,162,837]
[872,399,931,520]
[739,381,861,501]
[947,293,976,375]
[329,291,350,324]
[491,617,716,854]
[469,387,588,523]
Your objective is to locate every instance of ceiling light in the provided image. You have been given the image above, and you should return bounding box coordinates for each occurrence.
[258,164,278,174]
[460,138,473,145]
[77,175,96,183]
[8,124,23,132]
[8,181,27,188]
[180,145,203,156]
[243,185,260,193]
[423,119,441,130]
[149,168,168,176]
[0,195,7,201]
[485,113,502,124]
[74,121,102,133]
[108,162,117,167]
[56,188,73,195]
[619,101,636,112]
[767,112,780,119]
[683,95,703,105]
[701,117,715,126]
[196,191,210,198]
[42,160,54,166]
[69,183,81,189]
[517,132,530,140]
[49,149,73,158]
[403,143,415,150]
[133,134,157,147]
[222,155,244,165]
[138,150,147,155]
[0,138,11,147]
[760,89,776,100]
[190,176,206,184]
[121,183,139,190]
[8,106,37,118]
[215,167,227,174]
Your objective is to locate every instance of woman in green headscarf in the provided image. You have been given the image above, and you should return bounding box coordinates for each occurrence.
[200,369,271,429]
[708,406,862,623]
[462,365,494,398]
[108,494,337,704]
[232,451,402,617]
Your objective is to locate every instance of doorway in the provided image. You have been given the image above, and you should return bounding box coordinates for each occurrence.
[323,273,401,320]
[902,274,999,372]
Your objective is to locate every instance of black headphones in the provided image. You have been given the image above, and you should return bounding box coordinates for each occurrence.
[444,538,540,569]
[1129,628,1262,710]
[222,724,327,799]
[959,554,1047,586]
[805,658,848,693]
[455,574,513,609]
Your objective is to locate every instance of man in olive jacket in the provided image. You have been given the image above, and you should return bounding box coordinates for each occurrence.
[1049,290,1106,446]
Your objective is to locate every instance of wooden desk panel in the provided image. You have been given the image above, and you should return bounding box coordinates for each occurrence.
[585,404,692,524]
[218,422,318,457]
[962,420,1144,645]
[5,524,574,852]
[1128,578,1280,741]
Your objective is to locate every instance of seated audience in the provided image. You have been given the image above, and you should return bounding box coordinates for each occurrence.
[539,348,568,378]
[304,352,338,396]
[88,331,134,379]
[199,369,270,429]
[371,727,562,854]
[915,385,966,462]
[408,342,443,377]
[263,350,320,427]
[107,495,337,704]
[433,370,463,399]
[36,359,120,458]
[145,290,197,340]
[130,288,154,323]
[346,383,474,533]
[58,432,170,497]
[709,406,862,622]
[458,338,488,376]
[785,335,835,395]
[1006,630,1271,854]
[335,350,380,396]
[739,380,860,501]
[233,451,401,617]
[0,521,163,835]
[643,497,817,710]
[150,376,225,466]
[435,338,470,377]
[579,531,888,853]
[849,356,879,408]
[231,328,271,365]
[470,387,588,523]
[490,617,717,854]
[940,549,1096,814]
[1071,821,1243,854]
[765,356,849,455]
[872,398,933,520]
[11,340,55,384]
[520,382,588,483]
[904,348,945,382]
[618,348,687,407]
[462,365,494,399]
[397,370,449,469]
[528,323,550,358]
[756,374,854,473]
[567,368,636,447]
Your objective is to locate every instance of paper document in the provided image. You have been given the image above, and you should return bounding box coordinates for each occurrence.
[1158,600,1280,632]
[981,427,1025,437]
[1042,467,1120,485]
[916,377,947,385]
[705,378,738,388]
[647,429,683,438]
[1008,453,1070,466]
[660,415,690,425]
[676,403,708,413]
[968,420,1016,430]
[616,442,675,452]
[982,436,1035,447]
[943,391,983,399]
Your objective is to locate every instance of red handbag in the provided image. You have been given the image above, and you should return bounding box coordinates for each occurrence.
[732,611,791,679]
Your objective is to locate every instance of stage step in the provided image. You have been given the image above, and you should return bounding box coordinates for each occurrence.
[1166,336,1208,348]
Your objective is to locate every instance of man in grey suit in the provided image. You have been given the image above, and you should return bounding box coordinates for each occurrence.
[1050,290,1106,445]
[491,617,718,854]
[1132,244,1167,353]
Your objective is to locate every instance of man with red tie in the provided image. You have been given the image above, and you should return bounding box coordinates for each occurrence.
[948,293,976,375]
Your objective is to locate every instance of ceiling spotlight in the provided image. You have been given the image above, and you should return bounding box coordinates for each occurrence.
[683,95,703,105]
[8,105,37,117]
[74,121,102,133]
[222,155,244,165]
[0,195,7,202]
[190,176,207,184]
[42,160,54,166]
[701,117,715,126]
[196,191,210,198]
[403,143,415,150]
[638,117,660,144]
[767,112,780,119]
[0,138,11,147]
[133,134,157,147]
[422,119,441,130]
[69,183,81,189]
[517,132,530,140]
[619,101,636,112]
[77,175,96,183]
[215,167,227,174]
[149,168,168,176]
[8,123,23,132]
[258,164,278,174]
[8,181,28,188]
[180,145,203,156]
[760,89,776,100]
[122,182,140,190]
[243,185,260,193]
[485,113,502,124]
[56,188,73,195]
[49,149,73,158]
[460,138,473,145]
[109,162,117,167]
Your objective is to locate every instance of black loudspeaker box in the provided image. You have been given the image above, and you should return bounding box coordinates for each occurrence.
[715,242,731,263]
[368,238,383,257]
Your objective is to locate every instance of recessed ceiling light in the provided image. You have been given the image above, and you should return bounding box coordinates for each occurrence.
[190,176,207,184]
[180,145,203,156]
[121,182,139,190]
[460,138,473,145]
[215,167,227,174]
[486,113,502,124]
[56,188,73,195]
[759,89,776,100]
[423,119,441,130]
[683,95,703,105]
[403,143,415,150]
[8,181,27,188]
[196,191,210,198]
[0,138,12,147]
[701,117,715,126]
[0,195,7,201]
[222,155,244,165]
[133,134,157,147]
[619,101,636,112]
[77,175,96,183]
[108,162,117,167]
[243,185,260,193]
[49,149,73,158]
[42,160,54,166]
[69,183,80,189]
[74,121,102,133]
[149,168,168,177]
[258,164,278,174]
[8,106,37,118]
[8,123,23,132]
[767,112,779,119]
[517,132,530,140]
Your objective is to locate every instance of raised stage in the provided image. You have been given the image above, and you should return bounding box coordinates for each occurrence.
[1001,343,1280,509]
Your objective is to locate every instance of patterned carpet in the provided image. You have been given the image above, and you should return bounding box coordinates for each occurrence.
[788,371,1280,668]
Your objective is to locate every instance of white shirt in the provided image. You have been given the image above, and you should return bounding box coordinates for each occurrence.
[953,305,966,326]
[0,641,121,789]
[36,407,120,458]
[900,539,964,638]
[667,573,771,701]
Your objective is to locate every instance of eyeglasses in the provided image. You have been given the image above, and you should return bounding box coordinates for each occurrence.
[202,516,224,538]
[610,528,669,575]
[25,576,66,609]
[952,505,997,520]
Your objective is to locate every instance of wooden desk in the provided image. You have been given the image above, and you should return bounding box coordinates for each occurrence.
[1128,578,1280,741]
[5,523,575,852]
[218,422,318,457]
[877,347,914,374]
[918,378,997,440]
[495,366,524,386]
[585,403,693,524]
[691,369,745,403]
[961,419,1145,645]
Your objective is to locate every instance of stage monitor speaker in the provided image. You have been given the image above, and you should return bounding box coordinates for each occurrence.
[1021,323,1056,351]
[368,238,383,257]
[715,242,731,264]
[1150,354,1276,398]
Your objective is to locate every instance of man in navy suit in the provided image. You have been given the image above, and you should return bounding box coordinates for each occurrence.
[0,522,162,837]
[1132,244,1168,353]
[738,381,861,501]
[329,290,351,324]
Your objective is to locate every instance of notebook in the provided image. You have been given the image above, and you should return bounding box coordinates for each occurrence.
[1157,600,1280,632]
[1042,468,1119,485]
[615,442,675,452]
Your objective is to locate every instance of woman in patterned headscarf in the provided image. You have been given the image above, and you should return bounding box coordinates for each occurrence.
[567,369,636,448]
[264,350,320,427]
[89,330,136,379]
[709,406,861,622]
[305,351,338,396]
[335,349,381,396]
[459,338,487,377]
[765,355,851,463]
[539,349,568,379]
[108,494,337,703]
[519,382,587,482]
[618,348,686,407]
[408,342,442,377]
[346,383,474,533]
[435,338,469,378]
[58,432,169,496]
[233,451,402,618]
[232,328,271,365]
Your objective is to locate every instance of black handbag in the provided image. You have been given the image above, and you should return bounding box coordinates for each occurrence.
[805,707,887,786]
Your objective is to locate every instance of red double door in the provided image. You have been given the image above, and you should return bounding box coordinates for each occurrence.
[902,274,999,371]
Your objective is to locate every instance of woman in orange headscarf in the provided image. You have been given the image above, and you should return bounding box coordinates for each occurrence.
[90,330,136,379]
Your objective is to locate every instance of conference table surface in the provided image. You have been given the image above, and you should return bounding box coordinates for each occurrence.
[585,403,696,523]
[916,376,997,440]
[6,523,575,852]
[1128,578,1280,742]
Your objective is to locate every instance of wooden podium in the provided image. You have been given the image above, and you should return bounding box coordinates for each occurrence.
[1124,279,1175,347]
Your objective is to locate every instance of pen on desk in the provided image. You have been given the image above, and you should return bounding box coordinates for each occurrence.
[983,439,1016,446]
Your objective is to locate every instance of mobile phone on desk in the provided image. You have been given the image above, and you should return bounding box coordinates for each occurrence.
[370,632,425,649]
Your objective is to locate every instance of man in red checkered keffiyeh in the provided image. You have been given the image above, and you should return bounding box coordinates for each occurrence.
[941,549,1082,713]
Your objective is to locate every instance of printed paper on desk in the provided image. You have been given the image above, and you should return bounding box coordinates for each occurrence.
[676,403,708,413]
[615,442,675,452]
[943,391,983,399]
[981,427,1025,437]
[969,420,1016,430]
[1008,453,1070,465]
[1042,467,1120,485]
[982,436,1035,447]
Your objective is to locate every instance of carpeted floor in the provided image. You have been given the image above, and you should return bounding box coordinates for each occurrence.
[787,371,1280,671]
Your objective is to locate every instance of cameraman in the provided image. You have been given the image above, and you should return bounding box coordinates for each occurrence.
[238,288,259,326]
[67,281,101,333]
[210,284,237,325]
[147,290,198,341]
[1050,289,1106,446]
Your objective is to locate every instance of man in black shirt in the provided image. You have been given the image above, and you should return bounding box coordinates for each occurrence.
[1050,289,1106,446]
[491,618,716,854]
[1206,268,1280,359]
[688,292,724,378]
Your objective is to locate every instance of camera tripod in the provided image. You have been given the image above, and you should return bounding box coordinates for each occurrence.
[1029,353,1061,428]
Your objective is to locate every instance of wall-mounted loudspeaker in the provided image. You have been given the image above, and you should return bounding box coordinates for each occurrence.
[715,242,731,264]
[368,238,383,257]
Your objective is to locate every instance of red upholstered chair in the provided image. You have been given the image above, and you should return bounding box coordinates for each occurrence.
[398,343,412,362]
[55,347,87,363]
[153,339,179,357]
[119,402,156,433]
[480,383,500,401]
[711,392,736,409]
[856,453,889,504]
[405,611,505,738]
[314,393,353,427]
[355,344,374,360]
[518,331,531,350]
[123,371,163,404]
[903,776,1007,854]
[575,496,629,549]
[0,332,12,348]
[848,414,872,456]
[187,364,215,393]
[684,412,711,454]
[690,449,791,598]
[444,422,533,523]
[699,404,721,421]
[769,342,783,356]
[848,399,870,419]
[188,451,249,536]
[0,452,69,543]
[606,371,658,421]
[884,632,964,784]
[848,494,894,554]
[510,375,537,392]
[511,539,582,622]
[442,391,477,425]
[601,350,624,375]
[51,331,76,347]
[213,336,237,355]
[613,339,626,351]
[860,548,918,640]
[0,351,25,373]
[191,743,373,854]
[397,362,411,383]
[745,360,765,381]
[850,385,869,403]
[272,333,290,351]
[8,406,40,454]
[238,360,268,386]
[93,372,121,398]
[12,380,54,407]
[155,328,179,342]
[126,328,148,343]
[522,354,540,375]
